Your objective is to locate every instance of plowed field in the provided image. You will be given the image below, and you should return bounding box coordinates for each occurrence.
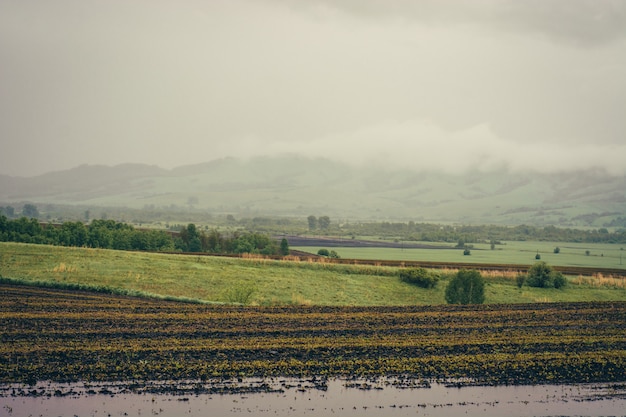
[2,283,626,387]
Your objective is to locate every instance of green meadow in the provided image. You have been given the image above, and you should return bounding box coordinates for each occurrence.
[294,240,626,270]
[1,242,625,306]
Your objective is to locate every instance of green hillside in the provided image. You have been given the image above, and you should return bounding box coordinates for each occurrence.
[1,242,625,306]
[1,156,624,226]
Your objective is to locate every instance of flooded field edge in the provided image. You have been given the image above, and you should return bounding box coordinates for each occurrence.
[2,377,626,417]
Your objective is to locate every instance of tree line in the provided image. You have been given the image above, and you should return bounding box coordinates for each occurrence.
[339,222,626,244]
[0,216,287,255]
[3,202,625,245]
[202,215,626,244]
[176,223,288,255]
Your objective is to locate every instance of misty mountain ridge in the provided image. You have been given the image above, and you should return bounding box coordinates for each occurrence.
[1,156,624,227]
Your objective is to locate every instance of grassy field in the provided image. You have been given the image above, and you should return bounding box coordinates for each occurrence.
[294,240,626,270]
[1,242,626,305]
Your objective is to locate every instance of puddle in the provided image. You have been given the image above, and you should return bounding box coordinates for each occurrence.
[2,378,626,416]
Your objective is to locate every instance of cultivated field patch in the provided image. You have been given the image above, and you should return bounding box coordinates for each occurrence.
[2,283,625,390]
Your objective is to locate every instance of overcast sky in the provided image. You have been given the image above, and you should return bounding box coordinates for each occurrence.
[1,0,626,177]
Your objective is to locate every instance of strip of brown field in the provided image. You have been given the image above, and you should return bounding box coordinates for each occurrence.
[279,235,454,249]
[287,253,626,277]
[162,249,626,277]
[1,283,626,386]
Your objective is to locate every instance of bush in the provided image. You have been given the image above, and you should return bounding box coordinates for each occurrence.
[516,274,525,288]
[400,268,439,289]
[526,261,552,287]
[445,269,485,304]
[526,261,566,289]
[554,247,560,254]
[463,248,471,256]
[224,283,256,305]
[552,271,567,289]
[317,249,330,256]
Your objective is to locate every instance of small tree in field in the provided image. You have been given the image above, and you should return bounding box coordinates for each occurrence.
[526,261,551,287]
[280,238,290,256]
[526,261,566,288]
[445,269,485,305]
[400,267,439,289]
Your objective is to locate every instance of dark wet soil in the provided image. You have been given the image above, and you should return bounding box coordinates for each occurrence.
[2,283,626,393]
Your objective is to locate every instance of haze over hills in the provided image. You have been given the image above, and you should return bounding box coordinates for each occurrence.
[1,156,624,227]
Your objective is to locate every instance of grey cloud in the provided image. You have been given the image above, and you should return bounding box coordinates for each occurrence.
[221,121,626,176]
[496,0,626,47]
[272,0,626,46]
[0,0,625,177]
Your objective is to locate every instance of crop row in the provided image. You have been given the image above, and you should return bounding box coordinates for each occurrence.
[1,283,625,386]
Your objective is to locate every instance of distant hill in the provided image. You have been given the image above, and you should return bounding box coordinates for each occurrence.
[1,156,624,227]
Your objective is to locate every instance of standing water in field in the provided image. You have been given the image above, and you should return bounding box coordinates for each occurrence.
[2,378,626,417]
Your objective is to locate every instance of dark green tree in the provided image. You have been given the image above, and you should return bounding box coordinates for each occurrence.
[3,217,43,243]
[178,223,201,252]
[131,232,149,251]
[229,232,278,255]
[318,216,331,230]
[59,221,88,247]
[553,272,567,289]
[0,215,9,238]
[88,222,113,248]
[22,204,39,218]
[307,215,317,231]
[280,238,290,256]
[445,269,485,305]
[204,229,224,252]
[0,206,15,218]
[526,261,566,288]
[188,236,202,252]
